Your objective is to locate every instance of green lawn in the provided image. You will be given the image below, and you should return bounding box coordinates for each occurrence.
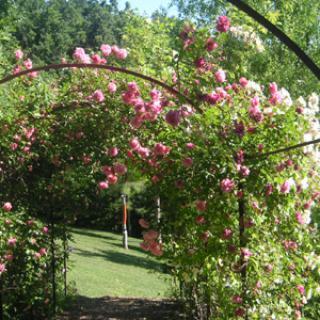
[68,228,172,298]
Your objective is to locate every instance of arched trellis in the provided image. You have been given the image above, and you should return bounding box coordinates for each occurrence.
[0,63,200,319]
[0,63,319,158]
[0,17,319,317]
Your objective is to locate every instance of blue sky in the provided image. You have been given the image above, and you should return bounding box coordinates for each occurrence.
[118,0,178,16]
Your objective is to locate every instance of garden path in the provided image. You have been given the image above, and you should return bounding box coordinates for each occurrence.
[58,296,186,320]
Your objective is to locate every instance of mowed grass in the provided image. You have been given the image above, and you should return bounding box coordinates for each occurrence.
[68,228,172,298]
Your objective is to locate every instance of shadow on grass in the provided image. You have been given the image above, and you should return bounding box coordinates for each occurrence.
[71,228,147,255]
[58,295,187,320]
[71,228,117,241]
[74,248,167,273]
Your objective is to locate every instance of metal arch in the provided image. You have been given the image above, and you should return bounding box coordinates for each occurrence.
[0,63,197,108]
[0,61,320,159]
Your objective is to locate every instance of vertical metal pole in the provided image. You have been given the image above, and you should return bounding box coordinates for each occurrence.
[121,194,128,249]
[0,276,3,320]
[50,214,56,315]
[156,196,162,243]
[63,224,67,297]
[238,183,248,320]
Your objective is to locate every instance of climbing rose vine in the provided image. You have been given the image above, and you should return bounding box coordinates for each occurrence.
[0,14,320,319]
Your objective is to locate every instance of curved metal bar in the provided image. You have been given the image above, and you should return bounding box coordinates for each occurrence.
[226,0,320,81]
[250,138,320,160]
[0,63,196,107]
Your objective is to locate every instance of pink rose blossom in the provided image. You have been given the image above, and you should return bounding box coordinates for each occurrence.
[39,248,47,256]
[129,138,141,151]
[206,37,218,51]
[113,163,127,175]
[153,143,171,156]
[115,48,128,60]
[23,58,33,69]
[98,181,109,190]
[0,263,6,274]
[195,215,206,225]
[232,295,243,304]
[215,69,226,83]
[151,175,160,184]
[249,104,264,123]
[2,202,12,212]
[101,165,113,176]
[235,307,245,317]
[107,174,118,185]
[15,49,24,60]
[108,147,119,157]
[283,240,298,251]
[165,110,181,127]
[149,241,163,256]
[13,65,21,75]
[28,71,38,78]
[143,230,159,241]
[222,228,233,240]
[92,90,105,103]
[216,16,231,33]
[10,143,18,151]
[186,142,195,150]
[238,165,250,177]
[239,77,248,87]
[295,212,305,225]
[73,47,85,60]
[34,252,41,259]
[100,44,112,57]
[8,238,17,246]
[140,241,150,251]
[220,179,235,193]
[280,180,293,194]
[91,54,103,64]
[269,82,278,95]
[296,285,305,295]
[251,96,260,107]
[43,226,49,234]
[5,254,13,262]
[200,230,210,243]
[195,200,207,212]
[108,82,117,93]
[137,147,150,159]
[138,218,150,229]
[244,218,255,228]
[264,264,273,273]
[265,183,273,196]
[182,157,193,168]
[240,248,253,260]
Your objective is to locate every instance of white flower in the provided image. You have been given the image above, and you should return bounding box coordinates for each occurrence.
[296,96,306,108]
[246,80,261,92]
[301,178,309,190]
[287,177,296,189]
[309,119,320,137]
[308,93,319,112]
[303,210,311,224]
[279,88,292,107]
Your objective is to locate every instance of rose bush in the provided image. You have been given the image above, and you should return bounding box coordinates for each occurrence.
[0,14,319,319]
[0,205,64,319]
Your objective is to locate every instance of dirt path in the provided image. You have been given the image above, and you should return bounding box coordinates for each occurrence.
[58,296,187,320]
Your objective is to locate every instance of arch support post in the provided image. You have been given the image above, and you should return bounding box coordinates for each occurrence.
[121,194,128,250]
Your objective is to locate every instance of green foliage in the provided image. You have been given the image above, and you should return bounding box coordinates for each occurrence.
[0,8,320,319]
[173,0,320,97]
[0,209,64,319]
[1,0,131,64]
